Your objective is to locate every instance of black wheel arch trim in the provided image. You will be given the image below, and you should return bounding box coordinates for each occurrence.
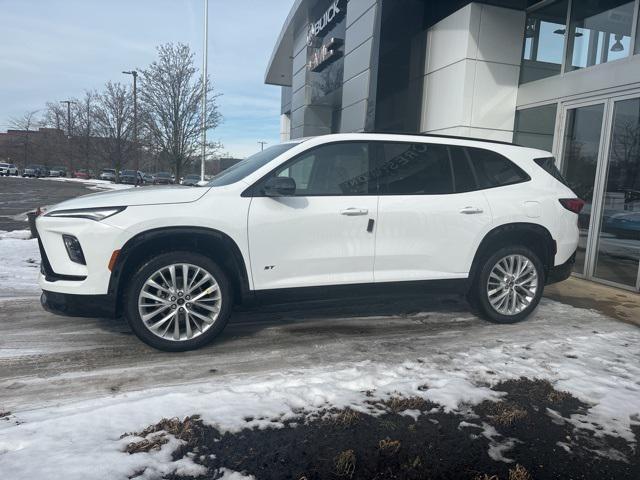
[468,222,557,288]
[107,226,251,313]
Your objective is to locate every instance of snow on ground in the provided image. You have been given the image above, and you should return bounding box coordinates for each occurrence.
[41,176,132,191]
[0,300,639,479]
[0,230,39,296]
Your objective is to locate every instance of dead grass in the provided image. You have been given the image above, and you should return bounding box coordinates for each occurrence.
[332,408,361,427]
[121,415,201,454]
[383,395,431,413]
[378,438,401,455]
[124,434,169,454]
[485,401,528,427]
[474,475,499,480]
[334,449,356,478]
[509,464,532,480]
[0,410,10,419]
[547,388,572,404]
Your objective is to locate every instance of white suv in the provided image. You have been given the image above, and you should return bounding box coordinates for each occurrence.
[0,162,19,176]
[36,134,581,351]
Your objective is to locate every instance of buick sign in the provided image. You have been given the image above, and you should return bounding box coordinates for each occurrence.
[307,0,345,47]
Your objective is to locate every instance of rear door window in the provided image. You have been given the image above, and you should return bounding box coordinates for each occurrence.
[374,142,454,195]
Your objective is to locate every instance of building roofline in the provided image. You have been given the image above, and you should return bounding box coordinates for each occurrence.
[265,0,308,87]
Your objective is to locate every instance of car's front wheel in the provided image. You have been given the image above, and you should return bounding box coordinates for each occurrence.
[125,252,233,351]
[472,246,544,324]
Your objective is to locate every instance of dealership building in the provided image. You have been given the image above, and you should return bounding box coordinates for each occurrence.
[265,0,640,292]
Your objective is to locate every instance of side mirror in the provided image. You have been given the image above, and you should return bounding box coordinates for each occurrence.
[263,176,296,197]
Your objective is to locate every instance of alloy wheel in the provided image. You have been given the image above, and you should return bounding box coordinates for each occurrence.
[486,254,538,316]
[138,263,222,341]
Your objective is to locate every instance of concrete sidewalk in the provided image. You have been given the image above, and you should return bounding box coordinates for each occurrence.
[545,277,639,326]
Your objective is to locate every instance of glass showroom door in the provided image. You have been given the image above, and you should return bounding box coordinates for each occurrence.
[592,96,640,290]
[557,101,607,277]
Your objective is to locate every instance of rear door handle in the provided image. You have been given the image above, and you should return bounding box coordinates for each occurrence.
[460,206,484,215]
[341,208,368,216]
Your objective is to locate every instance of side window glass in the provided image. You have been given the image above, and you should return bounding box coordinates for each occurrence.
[376,142,453,195]
[273,142,372,195]
[277,154,315,190]
[467,147,529,189]
[449,146,478,193]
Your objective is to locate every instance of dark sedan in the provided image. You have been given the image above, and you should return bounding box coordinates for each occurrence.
[153,172,174,185]
[119,170,143,185]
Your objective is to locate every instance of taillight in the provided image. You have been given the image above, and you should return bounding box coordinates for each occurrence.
[559,198,585,214]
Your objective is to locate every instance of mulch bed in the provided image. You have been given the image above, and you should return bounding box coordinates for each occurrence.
[131,378,639,480]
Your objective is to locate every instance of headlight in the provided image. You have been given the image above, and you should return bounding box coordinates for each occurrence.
[45,206,126,221]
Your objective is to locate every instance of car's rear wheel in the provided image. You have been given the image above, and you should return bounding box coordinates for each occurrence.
[472,246,544,324]
[125,251,232,351]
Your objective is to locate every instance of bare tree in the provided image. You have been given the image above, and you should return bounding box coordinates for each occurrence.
[75,91,97,171]
[139,42,221,180]
[8,110,40,168]
[93,82,134,180]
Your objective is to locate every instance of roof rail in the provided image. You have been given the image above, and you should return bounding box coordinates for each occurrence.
[367,131,520,147]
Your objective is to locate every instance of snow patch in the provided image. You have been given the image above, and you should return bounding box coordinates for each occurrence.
[0,230,40,295]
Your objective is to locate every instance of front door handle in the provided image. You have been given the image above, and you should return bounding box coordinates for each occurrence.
[460,206,484,215]
[341,208,368,216]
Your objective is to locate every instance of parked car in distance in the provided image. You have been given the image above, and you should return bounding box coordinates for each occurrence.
[119,170,143,185]
[181,174,201,186]
[49,166,68,177]
[153,172,174,184]
[142,172,155,184]
[0,162,19,176]
[604,211,640,239]
[73,169,91,180]
[99,168,116,182]
[22,165,41,177]
[37,133,582,351]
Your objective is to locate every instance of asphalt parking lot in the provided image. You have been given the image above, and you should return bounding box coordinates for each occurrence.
[0,292,472,411]
[0,176,95,231]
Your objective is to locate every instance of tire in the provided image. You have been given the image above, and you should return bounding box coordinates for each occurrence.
[472,246,544,324]
[125,251,233,351]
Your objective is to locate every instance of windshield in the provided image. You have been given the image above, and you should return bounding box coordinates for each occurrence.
[208,143,300,187]
[157,172,170,177]
[122,170,136,175]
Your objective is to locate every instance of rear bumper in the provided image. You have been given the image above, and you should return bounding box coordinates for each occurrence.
[546,251,576,285]
[41,290,117,318]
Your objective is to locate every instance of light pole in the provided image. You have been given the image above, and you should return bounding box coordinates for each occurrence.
[258,141,267,152]
[60,100,76,172]
[200,0,209,182]
[123,70,139,185]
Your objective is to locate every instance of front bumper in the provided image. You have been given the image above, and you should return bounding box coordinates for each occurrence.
[546,251,576,285]
[41,290,117,318]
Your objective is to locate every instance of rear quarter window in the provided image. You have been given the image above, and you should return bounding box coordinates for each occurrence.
[467,148,530,189]
[534,157,571,188]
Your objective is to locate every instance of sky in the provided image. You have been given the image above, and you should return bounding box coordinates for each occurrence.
[0,0,292,158]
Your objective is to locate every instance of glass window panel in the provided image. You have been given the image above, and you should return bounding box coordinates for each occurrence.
[514,103,558,152]
[375,142,453,195]
[520,0,569,84]
[449,146,478,193]
[274,142,373,196]
[566,1,634,71]
[560,103,605,275]
[594,98,640,288]
[468,148,530,189]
